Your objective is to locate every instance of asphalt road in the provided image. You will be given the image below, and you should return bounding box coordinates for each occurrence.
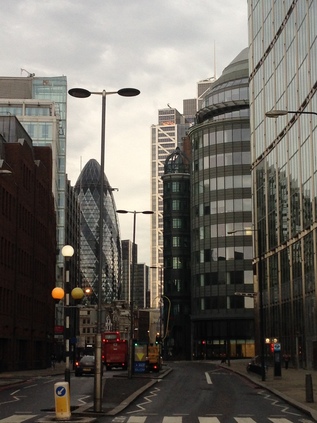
[0,372,95,421]
[0,362,315,423]
[98,361,315,423]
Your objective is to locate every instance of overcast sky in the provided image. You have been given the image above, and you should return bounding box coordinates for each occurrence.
[2,0,248,265]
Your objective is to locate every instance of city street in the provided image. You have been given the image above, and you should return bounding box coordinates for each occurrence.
[0,371,95,422]
[0,362,316,423]
[100,362,315,423]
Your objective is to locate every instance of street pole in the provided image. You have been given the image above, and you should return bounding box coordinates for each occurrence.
[128,211,137,379]
[68,86,140,412]
[94,91,106,412]
[116,209,154,378]
[257,227,266,381]
[61,245,74,386]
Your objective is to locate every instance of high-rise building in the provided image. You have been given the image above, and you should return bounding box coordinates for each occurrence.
[0,116,56,371]
[249,0,317,368]
[188,48,254,359]
[162,144,191,360]
[151,81,212,306]
[0,75,68,284]
[74,159,122,306]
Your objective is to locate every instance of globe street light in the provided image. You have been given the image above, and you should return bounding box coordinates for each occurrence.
[68,86,140,412]
[116,209,154,378]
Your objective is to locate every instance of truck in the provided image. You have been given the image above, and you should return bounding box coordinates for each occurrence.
[102,338,128,370]
[147,344,162,372]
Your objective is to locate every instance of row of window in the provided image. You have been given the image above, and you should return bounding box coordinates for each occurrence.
[195,296,252,311]
[195,270,253,286]
[194,198,252,216]
[193,125,250,149]
[203,85,249,107]
[193,175,251,194]
[194,247,253,263]
[194,151,251,172]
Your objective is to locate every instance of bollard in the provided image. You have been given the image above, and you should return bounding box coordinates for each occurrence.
[306,373,314,403]
[54,381,71,420]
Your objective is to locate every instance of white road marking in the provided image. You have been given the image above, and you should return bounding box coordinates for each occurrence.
[0,415,36,422]
[205,371,212,384]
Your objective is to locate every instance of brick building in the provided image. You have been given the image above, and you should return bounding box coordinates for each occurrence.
[0,116,56,371]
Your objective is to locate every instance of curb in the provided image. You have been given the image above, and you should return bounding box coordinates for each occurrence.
[75,367,173,417]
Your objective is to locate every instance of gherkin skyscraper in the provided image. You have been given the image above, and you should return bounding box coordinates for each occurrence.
[75,159,122,305]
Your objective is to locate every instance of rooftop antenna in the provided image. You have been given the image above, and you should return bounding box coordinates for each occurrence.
[21,68,35,77]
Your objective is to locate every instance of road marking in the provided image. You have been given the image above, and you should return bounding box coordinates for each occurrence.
[162,418,182,422]
[235,418,257,423]
[0,416,36,422]
[199,418,221,422]
[127,417,147,422]
[205,372,212,384]
[268,419,294,423]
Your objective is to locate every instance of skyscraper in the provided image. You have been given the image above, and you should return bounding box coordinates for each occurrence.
[74,159,122,306]
[188,48,254,359]
[151,81,212,306]
[0,75,68,283]
[249,0,317,368]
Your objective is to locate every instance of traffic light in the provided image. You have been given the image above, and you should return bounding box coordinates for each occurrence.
[270,343,274,353]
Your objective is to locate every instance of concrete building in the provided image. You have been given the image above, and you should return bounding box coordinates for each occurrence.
[249,0,317,368]
[188,49,254,359]
[0,116,56,371]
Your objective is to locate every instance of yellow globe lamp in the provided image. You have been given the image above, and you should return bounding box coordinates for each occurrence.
[52,287,65,301]
[71,287,84,301]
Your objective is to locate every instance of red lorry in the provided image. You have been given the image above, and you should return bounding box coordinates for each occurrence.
[102,332,128,370]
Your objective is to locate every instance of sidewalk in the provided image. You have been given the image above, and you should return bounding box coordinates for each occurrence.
[2,361,317,420]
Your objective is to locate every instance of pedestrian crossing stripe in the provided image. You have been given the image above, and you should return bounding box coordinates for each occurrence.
[118,417,298,423]
[0,416,36,423]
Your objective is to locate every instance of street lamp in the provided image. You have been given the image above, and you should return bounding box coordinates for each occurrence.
[266,109,317,118]
[59,245,74,384]
[116,209,154,378]
[228,228,266,381]
[68,86,140,412]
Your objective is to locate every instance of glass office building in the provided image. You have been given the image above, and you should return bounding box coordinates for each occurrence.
[0,76,67,279]
[189,49,255,359]
[75,159,122,304]
[249,0,317,368]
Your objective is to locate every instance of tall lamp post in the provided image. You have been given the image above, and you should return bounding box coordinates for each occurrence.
[228,228,266,381]
[68,86,140,412]
[117,209,154,378]
[59,245,74,384]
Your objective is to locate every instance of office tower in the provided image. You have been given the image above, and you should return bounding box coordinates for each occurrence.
[189,48,254,359]
[150,81,212,306]
[74,159,122,305]
[162,144,191,359]
[121,239,137,303]
[0,75,68,283]
[0,116,56,371]
[249,0,317,368]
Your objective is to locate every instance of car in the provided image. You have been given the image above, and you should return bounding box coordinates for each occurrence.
[75,355,95,376]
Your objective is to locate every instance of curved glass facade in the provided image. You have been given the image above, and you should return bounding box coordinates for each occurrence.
[249,0,317,368]
[189,48,255,359]
[74,159,122,304]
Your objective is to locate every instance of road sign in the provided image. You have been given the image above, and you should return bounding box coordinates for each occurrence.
[274,343,281,352]
[54,382,71,419]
